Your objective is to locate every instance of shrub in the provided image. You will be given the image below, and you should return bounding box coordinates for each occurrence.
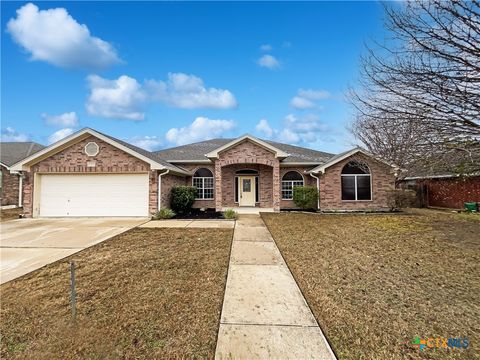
[386,189,417,211]
[170,186,197,214]
[152,208,175,220]
[293,186,319,210]
[223,208,236,219]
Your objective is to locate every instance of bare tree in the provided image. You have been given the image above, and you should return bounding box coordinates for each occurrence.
[350,0,480,176]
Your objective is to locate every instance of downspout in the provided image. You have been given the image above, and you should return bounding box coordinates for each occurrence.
[157,169,170,211]
[310,172,320,211]
[18,172,23,207]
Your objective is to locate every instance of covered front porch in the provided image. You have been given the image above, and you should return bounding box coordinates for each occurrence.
[214,162,281,212]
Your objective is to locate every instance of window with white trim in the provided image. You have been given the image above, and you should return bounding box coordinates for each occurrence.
[193,168,214,200]
[281,171,304,200]
[341,161,372,201]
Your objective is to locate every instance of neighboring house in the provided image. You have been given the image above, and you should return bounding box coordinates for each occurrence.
[400,173,480,209]
[1,142,45,207]
[11,128,397,217]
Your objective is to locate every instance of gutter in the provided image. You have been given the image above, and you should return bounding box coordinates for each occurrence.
[157,169,170,211]
[309,172,320,210]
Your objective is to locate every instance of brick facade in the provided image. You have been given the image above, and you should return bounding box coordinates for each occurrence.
[159,173,186,210]
[22,135,154,217]
[319,153,395,211]
[280,167,317,209]
[1,165,20,206]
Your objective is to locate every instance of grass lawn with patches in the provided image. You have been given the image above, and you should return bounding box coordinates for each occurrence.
[1,227,233,359]
[262,210,479,359]
[0,207,22,222]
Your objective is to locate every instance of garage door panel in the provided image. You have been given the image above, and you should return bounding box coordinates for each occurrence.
[39,174,149,217]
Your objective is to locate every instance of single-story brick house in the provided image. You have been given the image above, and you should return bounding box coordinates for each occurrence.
[1,142,44,207]
[10,128,397,217]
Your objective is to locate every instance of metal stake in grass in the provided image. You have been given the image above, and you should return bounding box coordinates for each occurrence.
[70,261,77,323]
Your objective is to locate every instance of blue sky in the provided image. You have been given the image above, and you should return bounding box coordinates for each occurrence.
[1,1,386,152]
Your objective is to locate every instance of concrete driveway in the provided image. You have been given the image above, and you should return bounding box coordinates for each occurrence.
[0,218,147,284]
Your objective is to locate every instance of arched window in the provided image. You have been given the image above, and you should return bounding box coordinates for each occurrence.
[193,168,214,200]
[281,171,304,200]
[341,161,371,201]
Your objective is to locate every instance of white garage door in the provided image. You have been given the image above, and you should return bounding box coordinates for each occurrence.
[38,174,149,217]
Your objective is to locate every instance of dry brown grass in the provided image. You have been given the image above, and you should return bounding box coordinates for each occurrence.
[0,227,233,359]
[262,210,479,359]
[0,207,22,222]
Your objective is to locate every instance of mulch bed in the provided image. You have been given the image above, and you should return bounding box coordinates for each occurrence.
[262,210,479,359]
[173,208,224,219]
[0,227,233,359]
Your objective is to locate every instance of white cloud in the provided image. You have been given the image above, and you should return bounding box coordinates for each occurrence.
[260,44,273,51]
[42,111,78,127]
[290,96,315,110]
[255,119,274,138]
[86,75,147,120]
[85,73,237,120]
[48,128,75,144]
[146,73,237,109]
[290,89,330,109]
[298,89,330,100]
[257,54,280,69]
[6,3,121,69]
[1,127,29,142]
[166,117,236,146]
[254,114,330,145]
[129,136,163,151]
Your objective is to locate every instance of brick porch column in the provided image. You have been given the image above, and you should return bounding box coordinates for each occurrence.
[272,160,280,211]
[215,160,222,211]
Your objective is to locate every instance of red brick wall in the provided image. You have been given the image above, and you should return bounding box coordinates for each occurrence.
[159,173,186,209]
[280,167,317,209]
[319,153,395,211]
[1,166,19,206]
[23,135,153,217]
[422,176,480,209]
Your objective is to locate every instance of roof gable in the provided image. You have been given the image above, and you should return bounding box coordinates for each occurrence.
[205,134,288,159]
[309,147,398,174]
[10,128,188,174]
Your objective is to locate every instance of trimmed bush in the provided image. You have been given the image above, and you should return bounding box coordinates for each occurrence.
[152,208,176,220]
[293,186,319,210]
[171,186,197,214]
[386,189,417,211]
[223,209,236,219]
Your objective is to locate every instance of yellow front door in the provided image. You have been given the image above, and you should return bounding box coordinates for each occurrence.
[239,176,255,206]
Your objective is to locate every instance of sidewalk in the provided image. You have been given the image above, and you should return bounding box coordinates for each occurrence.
[215,214,336,359]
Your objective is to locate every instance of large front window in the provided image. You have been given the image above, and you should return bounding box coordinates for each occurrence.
[192,168,214,200]
[341,161,371,201]
[281,171,304,200]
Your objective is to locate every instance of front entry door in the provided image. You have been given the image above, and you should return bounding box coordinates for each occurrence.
[239,176,255,206]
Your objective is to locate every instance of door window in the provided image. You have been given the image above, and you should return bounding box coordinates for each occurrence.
[242,179,251,192]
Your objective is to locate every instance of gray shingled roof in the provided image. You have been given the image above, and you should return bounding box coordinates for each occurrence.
[95,130,189,174]
[154,138,335,164]
[0,142,45,167]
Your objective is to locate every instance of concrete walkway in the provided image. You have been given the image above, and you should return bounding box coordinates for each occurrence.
[215,214,336,359]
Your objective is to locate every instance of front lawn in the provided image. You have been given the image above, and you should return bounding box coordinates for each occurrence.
[1,227,233,359]
[262,210,479,359]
